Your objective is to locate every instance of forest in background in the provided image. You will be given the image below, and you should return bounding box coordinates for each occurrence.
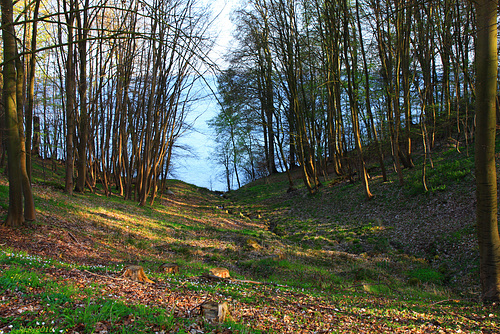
[210,0,476,196]
[2,0,218,215]
[0,0,479,203]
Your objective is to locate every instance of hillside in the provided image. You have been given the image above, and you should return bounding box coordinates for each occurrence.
[0,143,499,333]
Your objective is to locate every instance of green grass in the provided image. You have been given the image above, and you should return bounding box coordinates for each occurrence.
[0,184,9,209]
[226,179,291,204]
[0,252,211,333]
[407,267,445,285]
[404,147,474,195]
[0,266,44,293]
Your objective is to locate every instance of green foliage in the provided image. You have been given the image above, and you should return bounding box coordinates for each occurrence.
[0,267,43,293]
[58,298,176,332]
[161,220,199,231]
[368,236,390,253]
[405,150,473,195]
[219,321,262,334]
[239,258,276,279]
[351,266,381,282]
[447,224,476,243]
[238,257,343,292]
[408,267,445,285]
[0,185,8,209]
[228,180,290,204]
[0,262,178,333]
[0,251,61,270]
[36,180,65,190]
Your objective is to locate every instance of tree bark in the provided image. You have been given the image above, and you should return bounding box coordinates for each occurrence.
[474,0,500,303]
[355,0,386,182]
[2,0,24,227]
[15,47,36,222]
[64,0,76,195]
[75,0,90,193]
[342,0,372,200]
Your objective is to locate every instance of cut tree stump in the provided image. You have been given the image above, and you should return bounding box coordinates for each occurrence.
[205,267,230,279]
[159,263,179,274]
[121,265,154,283]
[245,238,262,250]
[274,250,286,261]
[201,301,230,322]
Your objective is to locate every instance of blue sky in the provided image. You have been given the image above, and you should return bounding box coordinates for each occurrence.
[173,0,236,192]
[174,83,225,191]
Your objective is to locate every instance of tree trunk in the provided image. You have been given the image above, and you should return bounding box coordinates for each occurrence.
[342,0,372,200]
[474,0,500,303]
[356,0,386,182]
[64,0,76,195]
[25,0,41,182]
[32,116,40,156]
[75,0,90,193]
[2,0,24,226]
[15,48,36,222]
[373,0,403,185]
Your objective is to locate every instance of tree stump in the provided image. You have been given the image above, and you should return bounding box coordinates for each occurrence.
[121,265,154,283]
[201,301,230,323]
[159,263,179,274]
[207,267,230,279]
[274,250,286,261]
[245,238,262,251]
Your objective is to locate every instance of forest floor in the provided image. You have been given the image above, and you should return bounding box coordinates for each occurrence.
[0,140,499,333]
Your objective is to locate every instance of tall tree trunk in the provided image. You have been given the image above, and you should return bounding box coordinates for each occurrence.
[400,1,413,169]
[355,0,386,182]
[254,2,277,175]
[320,0,343,175]
[2,0,24,227]
[474,0,500,303]
[64,0,76,195]
[263,33,277,175]
[25,0,40,181]
[373,0,403,185]
[440,0,453,139]
[75,0,90,193]
[391,0,404,185]
[342,0,372,200]
[15,48,36,222]
[32,116,40,156]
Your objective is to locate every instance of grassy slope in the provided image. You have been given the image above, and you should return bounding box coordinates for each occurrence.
[0,141,499,333]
